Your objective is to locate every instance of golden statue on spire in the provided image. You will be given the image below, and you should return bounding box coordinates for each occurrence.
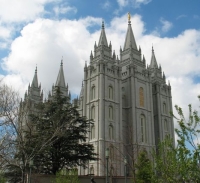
[128,12,131,21]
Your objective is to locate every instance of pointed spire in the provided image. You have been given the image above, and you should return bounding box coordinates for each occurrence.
[139,46,141,52]
[123,13,137,50]
[163,72,166,80]
[90,51,93,58]
[41,90,43,101]
[55,58,66,87]
[31,66,39,88]
[168,80,171,86]
[24,90,27,99]
[113,50,116,59]
[98,21,108,46]
[109,41,112,48]
[143,55,146,65]
[150,46,158,69]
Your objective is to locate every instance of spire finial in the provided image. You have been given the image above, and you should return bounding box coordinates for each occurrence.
[102,20,104,29]
[61,56,63,66]
[35,65,37,73]
[128,12,131,24]
[152,44,154,52]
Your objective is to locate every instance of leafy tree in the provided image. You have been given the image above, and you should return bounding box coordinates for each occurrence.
[173,103,200,182]
[152,99,200,183]
[135,150,153,183]
[28,87,96,174]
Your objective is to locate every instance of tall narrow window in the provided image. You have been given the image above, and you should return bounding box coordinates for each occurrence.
[109,125,113,140]
[91,106,95,119]
[108,86,113,99]
[163,103,167,114]
[141,115,146,143]
[164,119,169,138]
[90,166,94,175]
[139,87,144,107]
[109,106,113,120]
[91,86,95,100]
[91,125,95,139]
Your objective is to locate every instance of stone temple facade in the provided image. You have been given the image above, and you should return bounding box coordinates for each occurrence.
[22,18,175,177]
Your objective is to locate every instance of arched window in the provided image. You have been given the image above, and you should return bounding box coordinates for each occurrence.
[109,125,113,140]
[141,115,146,143]
[91,86,95,100]
[109,106,113,120]
[163,102,167,114]
[108,86,113,99]
[164,119,169,138]
[91,125,95,139]
[139,87,144,107]
[90,166,94,175]
[91,106,95,119]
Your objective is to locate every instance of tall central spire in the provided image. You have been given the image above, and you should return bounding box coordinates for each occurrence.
[123,13,137,50]
[98,21,108,46]
[55,59,66,87]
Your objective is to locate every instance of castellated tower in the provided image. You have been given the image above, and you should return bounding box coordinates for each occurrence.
[77,18,174,176]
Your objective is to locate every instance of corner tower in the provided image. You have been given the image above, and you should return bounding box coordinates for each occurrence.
[78,21,123,176]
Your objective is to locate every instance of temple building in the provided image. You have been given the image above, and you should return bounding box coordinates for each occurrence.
[21,16,175,176]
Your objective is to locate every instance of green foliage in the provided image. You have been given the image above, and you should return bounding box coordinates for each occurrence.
[55,169,79,183]
[27,87,97,174]
[152,98,200,182]
[152,138,180,183]
[135,151,153,183]
[0,174,6,183]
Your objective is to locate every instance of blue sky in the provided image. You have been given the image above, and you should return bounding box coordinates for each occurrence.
[0,0,200,137]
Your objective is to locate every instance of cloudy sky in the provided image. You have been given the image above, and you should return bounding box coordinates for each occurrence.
[0,0,200,121]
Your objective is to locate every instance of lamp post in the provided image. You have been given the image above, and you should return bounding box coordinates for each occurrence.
[105,148,109,183]
[124,156,127,183]
[29,159,33,183]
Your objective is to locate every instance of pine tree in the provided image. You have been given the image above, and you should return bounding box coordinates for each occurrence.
[27,87,96,174]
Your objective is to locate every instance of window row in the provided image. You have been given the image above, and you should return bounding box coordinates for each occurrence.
[91,106,113,120]
[90,124,114,140]
[91,86,114,100]
[90,115,170,142]
[140,115,170,142]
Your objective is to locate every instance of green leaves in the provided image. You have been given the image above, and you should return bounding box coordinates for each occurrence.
[152,98,200,182]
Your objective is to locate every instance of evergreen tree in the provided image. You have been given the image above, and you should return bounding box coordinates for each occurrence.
[24,87,96,174]
[135,151,153,183]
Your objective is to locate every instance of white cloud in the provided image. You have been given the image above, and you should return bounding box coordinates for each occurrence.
[117,0,151,8]
[0,0,55,23]
[1,17,102,97]
[117,0,129,7]
[160,18,173,33]
[133,0,152,7]
[53,5,77,17]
